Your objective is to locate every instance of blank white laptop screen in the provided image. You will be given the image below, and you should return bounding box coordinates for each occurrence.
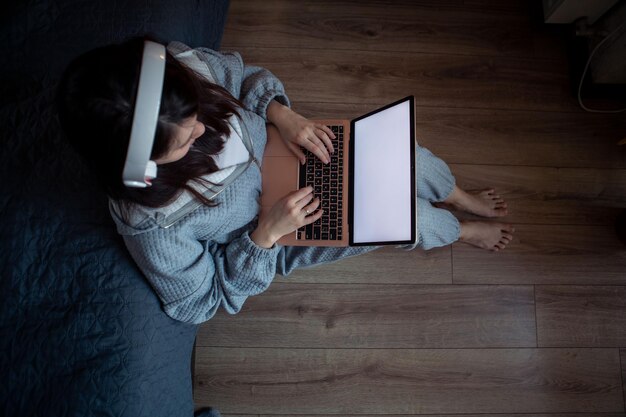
[352,98,414,244]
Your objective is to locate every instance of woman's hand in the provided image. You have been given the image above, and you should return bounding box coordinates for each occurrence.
[267,101,335,165]
[251,186,322,248]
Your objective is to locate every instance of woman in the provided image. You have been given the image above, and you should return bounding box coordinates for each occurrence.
[58,37,514,324]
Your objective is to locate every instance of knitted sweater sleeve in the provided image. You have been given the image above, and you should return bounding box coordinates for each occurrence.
[121,223,281,324]
[276,245,379,276]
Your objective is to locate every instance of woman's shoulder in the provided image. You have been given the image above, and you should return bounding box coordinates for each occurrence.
[108,165,241,236]
[108,198,167,235]
[106,191,204,236]
[167,41,243,86]
[167,41,240,61]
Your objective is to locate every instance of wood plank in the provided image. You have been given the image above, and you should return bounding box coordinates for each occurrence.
[222,0,565,60]
[276,246,451,284]
[261,415,626,417]
[290,102,626,169]
[536,286,626,347]
[222,415,258,417]
[463,0,527,12]
[453,224,626,285]
[194,348,624,414]
[424,110,626,169]
[208,414,255,417]
[196,284,536,348]
[622,348,626,412]
[231,47,575,112]
[451,164,626,225]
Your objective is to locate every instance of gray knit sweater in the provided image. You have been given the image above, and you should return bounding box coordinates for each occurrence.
[109,42,376,324]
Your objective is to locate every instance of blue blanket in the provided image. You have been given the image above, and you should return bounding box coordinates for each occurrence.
[0,1,229,416]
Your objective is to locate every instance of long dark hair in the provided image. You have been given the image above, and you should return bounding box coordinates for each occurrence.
[57,37,240,209]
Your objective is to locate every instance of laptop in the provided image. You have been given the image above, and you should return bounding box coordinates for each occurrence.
[260,96,416,247]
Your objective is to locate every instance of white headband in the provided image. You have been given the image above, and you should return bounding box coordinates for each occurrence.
[122,40,166,188]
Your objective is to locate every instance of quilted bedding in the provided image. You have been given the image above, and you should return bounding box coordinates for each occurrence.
[0,1,229,416]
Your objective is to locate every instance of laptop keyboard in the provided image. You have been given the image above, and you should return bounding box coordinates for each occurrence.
[297,125,345,241]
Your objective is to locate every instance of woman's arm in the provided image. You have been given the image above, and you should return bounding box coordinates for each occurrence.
[121,223,281,324]
[266,101,335,166]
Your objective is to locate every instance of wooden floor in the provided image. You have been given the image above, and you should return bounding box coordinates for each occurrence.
[194,0,626,415]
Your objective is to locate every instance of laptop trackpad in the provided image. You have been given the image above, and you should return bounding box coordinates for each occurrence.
[261,156,299,207]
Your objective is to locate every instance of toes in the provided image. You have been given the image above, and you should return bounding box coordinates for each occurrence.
[480,189,496,198]
[492,242,505,251]
[493,205,508,217]
[498,229,514,249]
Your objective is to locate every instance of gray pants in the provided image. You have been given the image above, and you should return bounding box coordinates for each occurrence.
[413,145,460,250]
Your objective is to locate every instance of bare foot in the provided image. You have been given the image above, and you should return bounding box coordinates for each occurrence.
[459,221,514,251]
[443,187,508,218]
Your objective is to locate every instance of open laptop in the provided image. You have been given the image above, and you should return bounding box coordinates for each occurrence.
[260,96,416,247]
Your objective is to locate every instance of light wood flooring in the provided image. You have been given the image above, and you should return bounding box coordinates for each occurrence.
[194,0,626,415]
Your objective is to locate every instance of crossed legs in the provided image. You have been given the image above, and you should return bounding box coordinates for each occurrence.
[442,187,514,251]
[415,146,514,251]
